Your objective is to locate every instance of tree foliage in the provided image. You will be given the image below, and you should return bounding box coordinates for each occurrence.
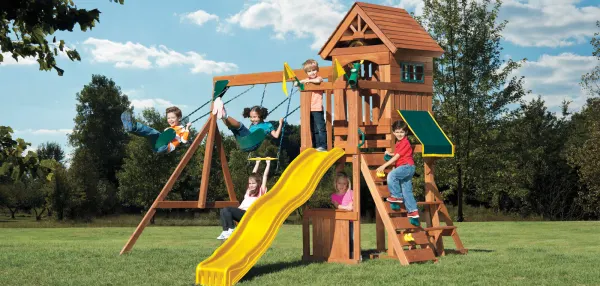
[419,0,528,221]
[0,0,123,75]
[581,21,600,97]
[36,141,65,164]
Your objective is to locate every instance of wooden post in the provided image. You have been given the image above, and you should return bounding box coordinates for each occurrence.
[375,208,385,252]
[300,90,312,152]
[346,89,360,155]
[424,158,444,254]
[352,155,361,262]
[120,119,211,255]
[198,116,217,208]
[326,88,333,150]
[215,131,237,202]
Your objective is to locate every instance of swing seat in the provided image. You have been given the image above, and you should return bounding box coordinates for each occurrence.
[155,128,176,149]
[248,157,277,161]
[237,129,267,152]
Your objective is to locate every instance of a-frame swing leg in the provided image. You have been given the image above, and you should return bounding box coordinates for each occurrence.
[120,119,212,255]
[215,131,237,201]
[198,113,218,208]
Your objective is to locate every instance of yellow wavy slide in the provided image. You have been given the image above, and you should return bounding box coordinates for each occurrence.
[196,147,345,286]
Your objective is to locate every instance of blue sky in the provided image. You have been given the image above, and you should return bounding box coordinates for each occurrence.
[1,0,598,163]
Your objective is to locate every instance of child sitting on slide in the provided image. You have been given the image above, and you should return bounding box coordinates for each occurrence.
[217,160,271,240]
[121,106,191,153]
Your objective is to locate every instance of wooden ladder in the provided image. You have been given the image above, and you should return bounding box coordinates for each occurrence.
[360,155,438,264]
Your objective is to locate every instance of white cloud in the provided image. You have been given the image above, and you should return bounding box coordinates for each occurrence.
[383,0,425,16]
[224,0,347,50]
[502,0,600,47]
[383,0,599,48]
[509,53,596,109]
[180,10,219,26]
[1,52,38,66]
[14,129,71,136]
[131,98,186,110]
[82,37,238,74]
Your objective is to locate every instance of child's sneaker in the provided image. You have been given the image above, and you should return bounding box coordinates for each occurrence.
[216,230,228,240]
[121,111,135,132]
[386,197,404,203]
[212,97,227,119]
[407,211,419,218]
[221,228,234,240]
[316,147,327,152]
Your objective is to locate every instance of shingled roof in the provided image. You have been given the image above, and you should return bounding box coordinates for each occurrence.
[319,2,444,59]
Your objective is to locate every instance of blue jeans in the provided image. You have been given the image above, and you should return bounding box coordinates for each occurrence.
[387,164,417,212]
[132,123,168,153]
[310,111,327,149]
[229,123,261,152]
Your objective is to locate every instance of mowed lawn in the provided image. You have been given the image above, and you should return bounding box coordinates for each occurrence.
[1,221,599,286]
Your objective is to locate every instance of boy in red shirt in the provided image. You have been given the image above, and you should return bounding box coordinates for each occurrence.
[376,120,419,218]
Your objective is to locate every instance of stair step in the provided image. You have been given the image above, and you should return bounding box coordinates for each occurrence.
[369,170,388,183]
[385,201,407,216]
[404,248,437,263]
[398,231,430,245]
[391,216,415,229]
[424,226,457,236]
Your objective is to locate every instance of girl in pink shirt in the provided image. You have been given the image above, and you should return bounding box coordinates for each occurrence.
[217,160,270,240]
[331,172,353,211]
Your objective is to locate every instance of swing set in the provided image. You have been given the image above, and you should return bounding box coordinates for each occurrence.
[120,76,301,255]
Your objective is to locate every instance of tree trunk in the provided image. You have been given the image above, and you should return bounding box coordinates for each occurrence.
[8,208,17,219]
[457,165,464,222]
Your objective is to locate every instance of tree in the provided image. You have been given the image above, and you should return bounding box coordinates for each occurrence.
[565,98,600,218]
[419,0,528,221]
[0,0,123,76]
[36,142,65,164]
[68,74,130,217]
[0,126,42,183]
[581,21,600,97]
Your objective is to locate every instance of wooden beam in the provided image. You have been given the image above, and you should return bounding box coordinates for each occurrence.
[215,132,237,202]
[340,34,379,42]
[304,209,360,220]
[120,119,211,255]
[330,45,389,56]
[358,80,433,93]
[198,116,217,208]
[300,91,312,151]
[214,66,333,87]
[156,201,239,209]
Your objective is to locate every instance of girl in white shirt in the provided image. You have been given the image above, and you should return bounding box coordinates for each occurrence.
[217,160,270,240]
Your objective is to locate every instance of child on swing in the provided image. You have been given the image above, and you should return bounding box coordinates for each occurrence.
[217,159,271,240]
[212,97,283,151]
[376,120,419,219]
[121,106,191,153]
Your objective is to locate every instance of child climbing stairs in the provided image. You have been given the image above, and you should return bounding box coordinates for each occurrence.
[360,154,467,265]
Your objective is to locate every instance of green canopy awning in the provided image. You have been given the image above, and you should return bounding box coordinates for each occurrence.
[397,110,454,157]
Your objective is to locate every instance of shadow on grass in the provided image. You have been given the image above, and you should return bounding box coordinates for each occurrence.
[241,260,316,282]
[465,249,494,253]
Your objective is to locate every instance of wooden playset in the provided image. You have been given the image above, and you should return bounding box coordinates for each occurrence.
[120,1,467,279]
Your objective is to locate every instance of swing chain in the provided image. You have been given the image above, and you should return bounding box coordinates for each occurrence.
[189,84,256,124]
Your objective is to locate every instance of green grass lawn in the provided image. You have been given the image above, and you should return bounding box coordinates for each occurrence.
[1,221,599,286]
